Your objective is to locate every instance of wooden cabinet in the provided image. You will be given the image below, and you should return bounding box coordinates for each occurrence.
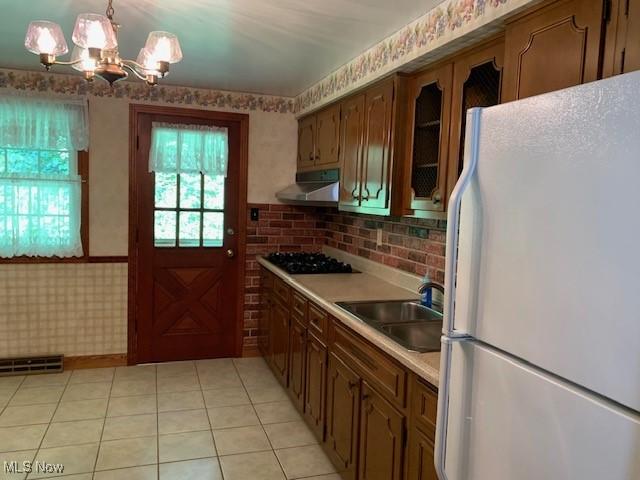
[407,427,437,480]
[270,299,290,386]
[604,0,640,75]
[325,352,360,480]
[502,0,605,102]
[288,318,307,411]
[297,105,341,172]
[304,331,327,440]
[258,269,273,358]
[339,94,365,208]
[407,376,439,480]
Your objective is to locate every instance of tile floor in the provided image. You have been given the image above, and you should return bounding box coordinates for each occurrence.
[0,357,340,480]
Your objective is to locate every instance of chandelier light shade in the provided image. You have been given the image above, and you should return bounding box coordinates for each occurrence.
[24,21,68,56]
[24,0,182,86]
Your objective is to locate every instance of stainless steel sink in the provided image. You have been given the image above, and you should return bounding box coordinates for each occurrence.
[335,300,442,353]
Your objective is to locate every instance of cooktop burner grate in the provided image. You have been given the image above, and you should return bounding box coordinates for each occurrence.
[265,252,354,274]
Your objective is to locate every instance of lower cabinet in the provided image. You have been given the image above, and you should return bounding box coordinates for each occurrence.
[288,317,307,411]
[406,427,438,480]
[304,331,328,440]
[270,299,290,386]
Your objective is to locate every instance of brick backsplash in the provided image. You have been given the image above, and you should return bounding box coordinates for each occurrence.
[242,204,447,349]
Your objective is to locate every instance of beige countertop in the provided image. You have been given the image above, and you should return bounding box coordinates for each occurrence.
[257,257,441,387]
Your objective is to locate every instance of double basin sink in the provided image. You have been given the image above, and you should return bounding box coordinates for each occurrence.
[336,300,442,353]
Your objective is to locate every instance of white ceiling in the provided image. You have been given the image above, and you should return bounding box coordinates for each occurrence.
[0,0,443,96]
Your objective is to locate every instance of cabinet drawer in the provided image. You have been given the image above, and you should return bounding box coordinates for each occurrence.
[308,303,328,340]
[331,322,407,407]
[273,277,290,305]
[411,377,438,439]
[292,291,308,323]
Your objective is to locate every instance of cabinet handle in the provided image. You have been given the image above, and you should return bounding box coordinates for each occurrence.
[433,190,441,204]
[348,380,359,390]
[309,152,314,162]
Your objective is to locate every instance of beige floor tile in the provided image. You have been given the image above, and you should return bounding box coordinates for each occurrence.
[0,424,47,452]
[21,373,70,388]
[254,401,302,425]
[41,419,103,448]
[196,358,235,370]
[44,474,93,480]
[157,375,200,394]
[233,357,269,370]
[158,430,216,463]
[213,426,271,456]
[110,379,156,397]
[160,457,222,480]
[202,388,250,408]
[0,404,56,427]
[95,436,157,471]
[157,362,196,379]
[102,414,157,441]
[114,365,156,382]
[157,391,204,412]
[52,399,108,422]
[198,372,243,390]
[9,386,65,407]
[93,465,157,480]
[275,445,336,479]
[263,421,317,449]
[60,382,111,402]
[219,451,285,480]
[69,368,115,384]
[107,395,156,417]
[239,373,280,389]
[298,475,342,480]
[0,449,36,480]
[245,385,289,404]
[158,409,210,435]
[0,376,25,389]
[207,405,260,429]
[30,443,99,478]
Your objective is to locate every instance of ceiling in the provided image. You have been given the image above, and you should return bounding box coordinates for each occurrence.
[0,0,443,96]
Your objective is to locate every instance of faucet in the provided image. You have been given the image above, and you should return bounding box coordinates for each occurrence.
[418,280,444,295]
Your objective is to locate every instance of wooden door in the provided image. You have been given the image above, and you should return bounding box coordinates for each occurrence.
[406,427,437,480]
[298,115,316,171]
[304,332,327,440]
[358,381,405,480]
[502,0,605,101]
[447,39,504,202]
[339,94,365,209]
[325,352,360,480]
[402,64,453,216]
[315,104,341,168]
[132,108,246,363]
[288,317,307,411]
[270,300,290,386]
[360,79,394,211]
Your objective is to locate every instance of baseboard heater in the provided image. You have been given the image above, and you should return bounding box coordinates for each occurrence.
[0,355,64,376]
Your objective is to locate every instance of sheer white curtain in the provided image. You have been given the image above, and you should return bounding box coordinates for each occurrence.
[149,122,228,175]
[0,94,88,258]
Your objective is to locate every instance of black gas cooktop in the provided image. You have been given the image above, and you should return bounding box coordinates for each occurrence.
[265,252,354,275]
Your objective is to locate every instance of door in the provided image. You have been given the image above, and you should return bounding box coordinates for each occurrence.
[325,352,360,480]
[361,79,394,211]
[298,115,316,171]
[407,427,437,480]
[270,299,290,386]
[358,381,405,480]
[304,331,327,440]
[315,104,341,168]
[502,0,605,101]
[288,317,306,410]
[339,94,365,209]
[132,107,247,363]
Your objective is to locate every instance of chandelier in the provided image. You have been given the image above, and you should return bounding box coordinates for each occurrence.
[24,0,182,86]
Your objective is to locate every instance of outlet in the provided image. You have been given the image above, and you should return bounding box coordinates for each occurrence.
[250,208,259,221]
[376,228,383,247]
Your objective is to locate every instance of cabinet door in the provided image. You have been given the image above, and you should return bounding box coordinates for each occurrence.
[270,300,290,386]
[603,0,640,75]
[304,332,327,440]
[502,0,605,101]
[447,40,504,203]
[361,79,394,211]
[316,104,341,168]
[258,272,272,358]
[403,64,452,215]
[298,115,316,171]
[358,381,405,480]
[325,352,360,480]
[406,427,437,480]
[339,94,365,209]
[288,318,306,411]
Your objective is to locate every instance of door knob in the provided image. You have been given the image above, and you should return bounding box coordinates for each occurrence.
[226,249,235,258]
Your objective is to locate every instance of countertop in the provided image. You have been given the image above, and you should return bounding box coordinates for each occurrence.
[257,257,441,387]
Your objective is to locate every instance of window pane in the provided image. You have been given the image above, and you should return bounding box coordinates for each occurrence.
[179,173,201,209]
[204,175,225,210]
[154,211,176,247]
[0,150,6,173]
[7,149,39,174]
[179,211,201,247]
[203,212,224,247]
[155,173,178,208]
[40,151,70,175]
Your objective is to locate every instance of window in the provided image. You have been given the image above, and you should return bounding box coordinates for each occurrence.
[0,96,89,259]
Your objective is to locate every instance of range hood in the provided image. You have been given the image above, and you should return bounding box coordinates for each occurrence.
[276,169,339,207]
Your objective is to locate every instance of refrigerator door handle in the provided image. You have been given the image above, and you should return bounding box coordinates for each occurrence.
[436,107,482,480]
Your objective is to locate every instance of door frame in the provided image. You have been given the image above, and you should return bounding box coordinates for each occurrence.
[127,104,249,365]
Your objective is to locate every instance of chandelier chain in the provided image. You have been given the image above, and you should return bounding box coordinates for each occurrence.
[106,0,115,20]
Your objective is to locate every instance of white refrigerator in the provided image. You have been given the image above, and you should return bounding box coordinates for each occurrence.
[435,71,640,480]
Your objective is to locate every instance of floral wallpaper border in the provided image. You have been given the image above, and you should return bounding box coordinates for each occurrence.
[295,0,532,114]
[0,68,295,114]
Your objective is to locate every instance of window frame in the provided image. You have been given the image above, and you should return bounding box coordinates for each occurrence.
[0,150,89,264]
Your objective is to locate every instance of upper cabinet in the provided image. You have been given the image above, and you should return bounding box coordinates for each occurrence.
[501,0,605,101]
[604,0,640,75]
[297,105,341,172]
